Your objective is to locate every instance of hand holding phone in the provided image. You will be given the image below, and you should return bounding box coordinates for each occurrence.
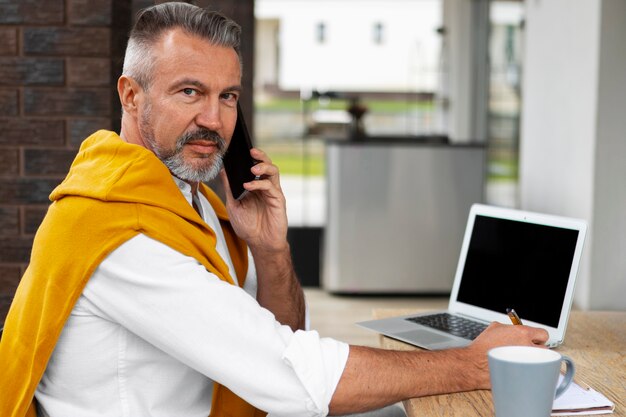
[220,104,289,254]
[223,103,259,200]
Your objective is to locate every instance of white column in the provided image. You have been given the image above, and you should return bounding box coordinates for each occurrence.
[520,0,626,310]
[441,0,490,143]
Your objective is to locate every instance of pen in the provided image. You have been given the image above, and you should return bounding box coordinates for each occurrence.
[506,308,523,325]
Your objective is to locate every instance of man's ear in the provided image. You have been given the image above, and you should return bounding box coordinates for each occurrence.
[118,75,143,115]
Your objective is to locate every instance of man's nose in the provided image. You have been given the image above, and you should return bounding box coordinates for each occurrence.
[195,100,223,131]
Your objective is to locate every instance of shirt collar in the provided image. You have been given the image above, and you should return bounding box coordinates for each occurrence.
[172,176,194,208]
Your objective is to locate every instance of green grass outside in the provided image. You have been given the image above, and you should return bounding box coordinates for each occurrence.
[256,97,434,113]
[256,97,437,177]
[270,150,518,180]
[271,151,325,176]
[257,99,519,180]
[486,159,519,182]
[255,98,434,176]
[272,152,518,180]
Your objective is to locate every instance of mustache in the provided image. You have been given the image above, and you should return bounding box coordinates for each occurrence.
[176,128,226,151]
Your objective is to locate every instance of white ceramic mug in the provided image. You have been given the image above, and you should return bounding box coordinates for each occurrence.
[488,346,575,417]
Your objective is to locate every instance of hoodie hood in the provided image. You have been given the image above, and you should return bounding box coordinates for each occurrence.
[50,129,227,223]
[0,131,259,417]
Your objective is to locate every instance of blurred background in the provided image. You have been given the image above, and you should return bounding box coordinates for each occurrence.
[1,0,624,326]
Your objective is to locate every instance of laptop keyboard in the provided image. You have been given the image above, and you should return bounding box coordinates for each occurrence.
[405,313,488,340]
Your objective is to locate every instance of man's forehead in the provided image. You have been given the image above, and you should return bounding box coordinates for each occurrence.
[156,28,199,51]
[148,28,241,86]
[153,28,239,65]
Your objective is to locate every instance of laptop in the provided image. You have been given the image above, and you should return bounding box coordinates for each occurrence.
[357,204,587,350]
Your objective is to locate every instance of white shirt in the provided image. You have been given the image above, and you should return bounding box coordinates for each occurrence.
[35,178,349,417]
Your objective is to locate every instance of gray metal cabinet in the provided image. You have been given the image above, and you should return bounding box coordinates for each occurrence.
[323,140,485,293]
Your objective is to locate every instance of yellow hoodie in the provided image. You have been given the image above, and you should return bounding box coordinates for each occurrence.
[0,130,265,417]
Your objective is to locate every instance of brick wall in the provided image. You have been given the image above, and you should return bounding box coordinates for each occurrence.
[0,0,116,322]
[0,0,254,324]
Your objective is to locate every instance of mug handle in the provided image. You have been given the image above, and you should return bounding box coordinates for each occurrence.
[555,355,575,398]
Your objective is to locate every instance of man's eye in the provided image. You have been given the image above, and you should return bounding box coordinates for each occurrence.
[183,88,196,96]
[222,93,238,102]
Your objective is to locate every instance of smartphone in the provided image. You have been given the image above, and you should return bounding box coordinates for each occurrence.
[223,103,259,200]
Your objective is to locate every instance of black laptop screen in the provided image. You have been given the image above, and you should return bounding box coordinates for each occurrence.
[456,215,579,328]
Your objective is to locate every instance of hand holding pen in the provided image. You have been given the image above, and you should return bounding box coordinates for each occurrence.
[506,308,523,325]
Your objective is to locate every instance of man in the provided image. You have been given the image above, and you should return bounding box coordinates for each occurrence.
[0,3,548,417]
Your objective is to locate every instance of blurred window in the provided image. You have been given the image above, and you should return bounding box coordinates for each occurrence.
[373,22,384,44]
[255,0,444,226]
[316,22,326,44]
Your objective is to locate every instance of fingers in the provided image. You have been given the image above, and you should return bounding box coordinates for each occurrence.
[243,148,282,195]
[220,147,282,202]
[473,322,550,351]
[249,148,280,183]
[502,323,549,346]
[527,326,550,346]
[243,174,285,205]
[465,323,550,390]
[250,147,270,163]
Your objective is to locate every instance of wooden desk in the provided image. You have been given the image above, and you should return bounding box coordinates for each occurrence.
[373,310,625,417]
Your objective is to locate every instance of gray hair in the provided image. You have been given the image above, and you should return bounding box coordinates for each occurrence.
[122,2,242,90]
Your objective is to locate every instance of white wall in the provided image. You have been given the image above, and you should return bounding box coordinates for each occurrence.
[520,0,626,310]
[255,19,279,91]
[440,0,490,142]
[589,0,626,310]
[255,0,442,92]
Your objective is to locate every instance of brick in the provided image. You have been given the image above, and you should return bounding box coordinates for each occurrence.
[0,28,18,55]
[24,149,77,176]
[110,0,132,69]
[0,58,64,86]
[68,118,112,147]
[67,58,111,87]
[24,28,111,56]
[0,119,65,146]
[24,88,111,117]
[0,89,18,116]
[0,237,33,264]
[69,0,112,26]
[0,179,61,205]
[0,0,64,24]
[0,207,19,236]
[24,207,48,235]
[0,148,19,176]
[0,265,22,296]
